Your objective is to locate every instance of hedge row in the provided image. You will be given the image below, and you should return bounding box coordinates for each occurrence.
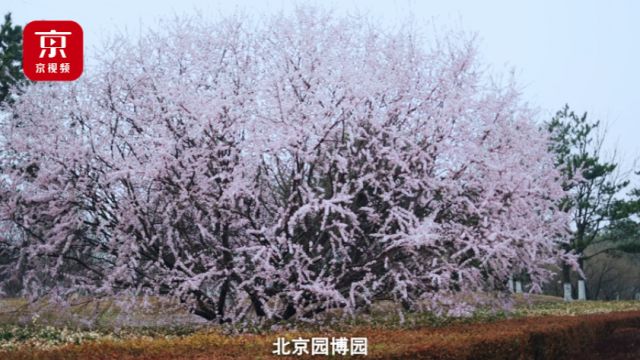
[370,310,640,359]
[3,310,640,359]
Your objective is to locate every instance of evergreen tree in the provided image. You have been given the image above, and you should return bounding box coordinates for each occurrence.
[0,13,26,105]
[547,105,630,299]
[0,12,26,295]
[599,173,640,253]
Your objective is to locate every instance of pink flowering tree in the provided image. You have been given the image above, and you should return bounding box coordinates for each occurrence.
[0,9,575,324]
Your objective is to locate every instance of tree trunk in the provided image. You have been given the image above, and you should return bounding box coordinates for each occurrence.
[578,257,587,300]
[562,262,573,301]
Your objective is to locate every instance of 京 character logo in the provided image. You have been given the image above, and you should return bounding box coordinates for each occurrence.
[36,30,71,58]
[23,20,83,81]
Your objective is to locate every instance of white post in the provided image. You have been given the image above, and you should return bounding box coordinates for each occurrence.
[515,281,523,293]
[508,277,514,292]
[578,280,586,300]
[563,282,573,301]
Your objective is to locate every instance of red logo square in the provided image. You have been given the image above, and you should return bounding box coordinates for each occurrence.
[23,20,83,81]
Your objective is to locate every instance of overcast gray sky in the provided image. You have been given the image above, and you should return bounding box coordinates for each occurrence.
[6,0,640,182]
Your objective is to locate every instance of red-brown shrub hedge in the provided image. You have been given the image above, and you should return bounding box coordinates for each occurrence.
[3,311,640,359]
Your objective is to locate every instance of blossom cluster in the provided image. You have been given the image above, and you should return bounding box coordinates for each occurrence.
[0,8,574,324]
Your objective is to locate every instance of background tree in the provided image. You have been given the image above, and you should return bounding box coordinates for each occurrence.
[583,248,640,300]
[0,12,26,296]
[582,173,640,300]
[0,12,26,105]
[597,200,640,255]
[592,173,640,300]
[609,175,640,233]
[547,105,630,299]
[1,9,574,324]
